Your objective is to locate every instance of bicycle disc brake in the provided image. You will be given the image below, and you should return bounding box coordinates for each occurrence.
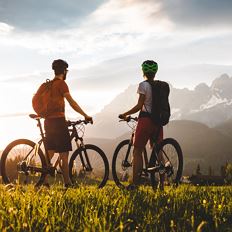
[17,161,29,175]
[121,160,132,170]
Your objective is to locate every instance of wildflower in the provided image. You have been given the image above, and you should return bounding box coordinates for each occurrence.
[170,220,175,228]
[119,221,124,230]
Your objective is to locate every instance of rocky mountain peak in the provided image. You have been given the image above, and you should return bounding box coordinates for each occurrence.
[210,74,232,99]
[211,73,230,88]
[194,83,210,95]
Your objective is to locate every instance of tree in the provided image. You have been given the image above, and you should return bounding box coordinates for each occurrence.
[221,164,226,178]
[208,166,213,176]
[225,163,232,184]
[196,164,201,175]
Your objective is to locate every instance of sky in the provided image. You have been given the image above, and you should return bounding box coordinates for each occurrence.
[0,0,232,149]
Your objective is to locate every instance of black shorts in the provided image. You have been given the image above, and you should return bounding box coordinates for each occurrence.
[44,117,72,153]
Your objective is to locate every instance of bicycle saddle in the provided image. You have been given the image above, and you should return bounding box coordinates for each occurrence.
[29,114,41,119]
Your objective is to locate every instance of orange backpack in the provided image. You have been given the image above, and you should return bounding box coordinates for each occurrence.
[32,79,54,118]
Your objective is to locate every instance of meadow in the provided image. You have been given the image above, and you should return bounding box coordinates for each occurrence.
[0,184,231,232]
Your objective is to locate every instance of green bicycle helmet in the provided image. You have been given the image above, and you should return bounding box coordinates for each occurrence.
[142,60,158,73]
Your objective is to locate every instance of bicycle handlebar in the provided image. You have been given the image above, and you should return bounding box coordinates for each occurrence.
[118,115,138,122]
[67,120,92,127]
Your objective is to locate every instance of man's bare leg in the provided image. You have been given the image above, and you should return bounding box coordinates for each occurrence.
[43,150,55,185]
[59,152,71,185]
[132,147,143,185]
[47,150,55,165]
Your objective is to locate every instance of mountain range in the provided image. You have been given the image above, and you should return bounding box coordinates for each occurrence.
[170,73,232,126]
[85,73,232,139]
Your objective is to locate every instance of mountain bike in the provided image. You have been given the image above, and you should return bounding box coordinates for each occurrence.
[0,114,109,188]
[112,116,183,189]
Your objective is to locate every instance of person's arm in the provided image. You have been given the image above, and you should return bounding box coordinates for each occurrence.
[64,92,92,122]
[119,94,145,119]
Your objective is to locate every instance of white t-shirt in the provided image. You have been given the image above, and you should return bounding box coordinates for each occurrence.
[137,81,152,113]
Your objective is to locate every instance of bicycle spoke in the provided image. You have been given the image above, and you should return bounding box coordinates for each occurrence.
[69,144,109,188]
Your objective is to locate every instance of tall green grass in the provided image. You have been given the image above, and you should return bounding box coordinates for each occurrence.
[0,184,231,231]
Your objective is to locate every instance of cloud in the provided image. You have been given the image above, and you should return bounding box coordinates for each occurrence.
[0,0,231,82]
[161,0,232,28]
[0,22,14,34]
[0,0,106,31]
[1,0,231,57]
[0,0,172,57]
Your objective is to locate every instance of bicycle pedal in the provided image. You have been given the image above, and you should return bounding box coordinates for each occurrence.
[147,166,160,173]
[140,173,149,178]
[48,166,56,176]
[164,164,174,177]
[167,169,174,177]
[57,170,63,175]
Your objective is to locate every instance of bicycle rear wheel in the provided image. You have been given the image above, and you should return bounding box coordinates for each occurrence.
[69,144,109,188]
[112,139,147,189]
[150,138,183,188]
[0,139,46,186]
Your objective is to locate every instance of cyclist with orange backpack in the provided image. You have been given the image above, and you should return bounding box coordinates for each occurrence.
[33,59,92,188]
[119,60,168,190]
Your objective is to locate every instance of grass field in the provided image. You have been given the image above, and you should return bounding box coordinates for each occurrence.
[0,184,231,232]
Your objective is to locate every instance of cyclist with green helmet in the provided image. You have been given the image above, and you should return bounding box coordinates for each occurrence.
[119,60,164,190]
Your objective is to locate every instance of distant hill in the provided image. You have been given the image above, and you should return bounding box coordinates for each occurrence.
[214,118,232,138]
[163,120,232,175]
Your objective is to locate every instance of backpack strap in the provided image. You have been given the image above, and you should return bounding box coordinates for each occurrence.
[139,80,153,118]
[143,80,154,113]
[144,80,161,112]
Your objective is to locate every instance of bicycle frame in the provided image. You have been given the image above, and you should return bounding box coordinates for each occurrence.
[17,137,57,176]
[120,117,166,176]
[18,115,93,177]
[68,121,93,172]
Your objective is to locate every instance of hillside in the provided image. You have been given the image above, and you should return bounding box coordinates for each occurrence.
[214,118,232,138]
[163,120,232,175]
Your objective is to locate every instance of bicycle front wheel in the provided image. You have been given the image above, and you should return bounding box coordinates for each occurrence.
[112,140,132,188]
[69,144,109,188]
[112,139,147,189]
[150,138,183,188]
[0,139,46,185]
